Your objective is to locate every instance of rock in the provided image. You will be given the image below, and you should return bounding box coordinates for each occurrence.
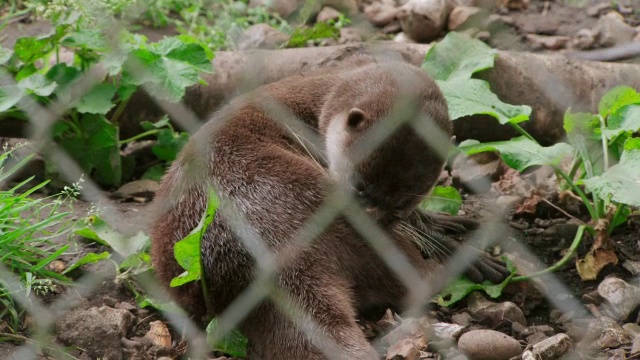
[623,323,640,337]
[632,335,640,355]
[452,153,505,193]
[432,322,465,341]
[249,0,299,17]
[447,6,481,31]
[526,34,570,50]
[622,260,640,276]
[237,24,289,51]
[530,333,571,360]
[594,11,637,47]
[496,195,521,211]
[338,27,363,44]
[458,330,522,360]
[393,32,416,43]
[499,0,528,10]
[569,28,596,50]
[597,277,640,321]
[113,179,160,200]
[381,318,431,348]
[475,31,490,42]
[397,0,449,43]
[587,2,610,17]
[382,21,401,33]
[56,306,134,360]
[316,6,342,23]
[451,312,473,327]
[578,317,633,351]
[480,302,527,327]
[386,338,421,360]
[364,0,399,27]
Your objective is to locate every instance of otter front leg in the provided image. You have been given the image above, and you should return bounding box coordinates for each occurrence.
[403,210,510,284]
[241,268,378,360]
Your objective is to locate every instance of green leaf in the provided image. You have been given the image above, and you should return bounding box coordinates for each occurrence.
[46,63,82,87]
[583,137,640,207]
[120,252,151,270]
[63,251,111,274]
[75,215,150,257]
[287,22,338,48]
[422,32,497,81]
[123,38,213,102]
[437,78,531,124]
[61,29,107,51]
[420,186,462,215]
[116,84,137,101]
[458,136,573,172]
[141,164,166,181]
[170,189,219,287]
[152,129,189,161]
[206,318,248,358]
[76,83,117,114]
[56,114,121,186]
[598,86,640,118]
[18,73,58,97]
[435,257,516,306]
[0,47,13,65]
[603,104,640,140]
[14,36,54,64]
[0,86,25,112]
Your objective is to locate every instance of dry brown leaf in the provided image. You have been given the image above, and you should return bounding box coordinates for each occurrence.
[576,248,619,281]
[144,320,172,349]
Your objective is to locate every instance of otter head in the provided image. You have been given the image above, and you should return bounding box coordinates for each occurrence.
[323,64,452,225]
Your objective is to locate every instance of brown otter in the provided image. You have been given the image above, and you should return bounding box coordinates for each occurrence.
[150,58,507,359]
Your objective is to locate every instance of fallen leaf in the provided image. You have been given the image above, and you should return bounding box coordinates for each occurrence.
[576,248,618,280]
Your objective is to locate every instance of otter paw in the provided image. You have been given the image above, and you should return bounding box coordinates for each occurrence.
[419,211,479,234]
[465,253,511,284]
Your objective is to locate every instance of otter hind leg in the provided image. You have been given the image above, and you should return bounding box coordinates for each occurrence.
[240,270,378,360]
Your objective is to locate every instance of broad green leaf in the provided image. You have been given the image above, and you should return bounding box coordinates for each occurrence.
[598,86,640,118]
[14,36,54,64]
[63,251,111,274]
[46,63,82,87]
[18,73,58,97]
[120,252,151,270]
[583,138,640,207]
[76,83,117,114]
[170,189,219,287]
[152,129,189,162]
[141,115,171,131]
[420,186,462,215]
[437,78,531,124]
[422,32,497,81]
[141,164,166,181]
[206,318,248,358]
[15,64,38,82]
[435,257,516,306]
[458,136,573,172]
[75,215,150,257]
[563,110,607,175]
[56,114,121,186]
[123,38,213,102]
[61,29,107,51]
[0,47,13,65]
[116,84,137,101]
[603,104,640,140]
[0,86,25,112]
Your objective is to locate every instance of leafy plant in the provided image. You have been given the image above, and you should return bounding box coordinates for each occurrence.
[0,145,77,331]
[423,32,640,285]
[0,3,212,188]
[286,15,350,48]
[420,186,463,216]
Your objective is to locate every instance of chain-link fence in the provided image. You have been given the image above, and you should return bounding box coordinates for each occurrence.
[1,1,638,359]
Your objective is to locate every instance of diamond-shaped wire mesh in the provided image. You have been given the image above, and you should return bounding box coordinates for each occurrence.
[0,1,619,359]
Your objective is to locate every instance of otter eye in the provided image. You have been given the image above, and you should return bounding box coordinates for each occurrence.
[349,173,366,194]
[347,108,366,130]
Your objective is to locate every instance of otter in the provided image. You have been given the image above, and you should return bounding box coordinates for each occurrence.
[150,58,507,359]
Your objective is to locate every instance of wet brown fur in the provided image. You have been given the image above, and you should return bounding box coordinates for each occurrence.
[150,59,451,359]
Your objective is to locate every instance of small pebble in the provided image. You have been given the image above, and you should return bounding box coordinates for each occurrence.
[458,329,522,360]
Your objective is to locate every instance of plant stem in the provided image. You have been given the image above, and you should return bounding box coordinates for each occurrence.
[510,123,536,142]
[109,96,130,126]
[555,168,596,219]
[598,115,610,171]
[511,225,586,282]
[118,129,160,146]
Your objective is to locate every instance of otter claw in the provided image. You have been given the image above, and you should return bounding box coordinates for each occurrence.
[419,211,479,234]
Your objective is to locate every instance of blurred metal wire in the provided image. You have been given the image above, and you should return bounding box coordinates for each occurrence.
[0,1,600,359]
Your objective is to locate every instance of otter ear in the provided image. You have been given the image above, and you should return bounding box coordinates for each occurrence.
[347,108,366,130]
